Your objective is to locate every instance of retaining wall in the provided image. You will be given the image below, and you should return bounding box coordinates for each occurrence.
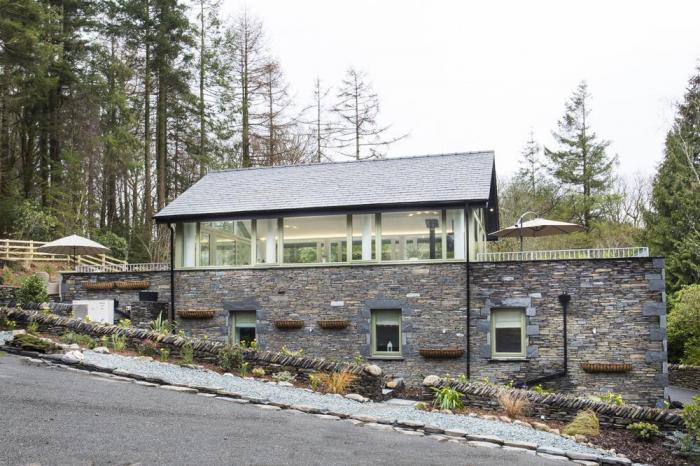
[669,364,700,390]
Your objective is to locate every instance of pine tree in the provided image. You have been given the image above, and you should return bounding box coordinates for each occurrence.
[645,68,700,291]
[517,130,541,193]
[544,81,617,228]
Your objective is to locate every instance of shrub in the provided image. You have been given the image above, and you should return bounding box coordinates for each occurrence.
[111,334,126,352]
[353,354,363,365]
[251,367,265,378]
[240,361,249,377]
[218,345,243,372]
[181,340,194,364]
[280,346,304,357]
[100,335,109,347]
[316,371,356,394]
[60,332,96,348]
[599,392,624,406]
[17,275,48,305]
[149,312,171,335]
[498,392,529,418]
[684,396,700,442]
[138,339,159,357]
[11,334,54,353]
[432,386,464,410]
[308,373,320,391]
[0,318,16,331]
[627,422,660,441]
[26,321,39,335]
[159,347,170,362]
[668,284,700,364]
[415,401,430,411]
[272,371,295,383]
[117,318,132,328]
[562,409,600,437]
[531,384,552,395]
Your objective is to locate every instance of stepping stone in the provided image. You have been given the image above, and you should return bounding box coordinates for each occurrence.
[110,376,133,382]
[314,414,340,420]
[423,425,444,434]
[537,453,569,461]
[503,440,537,450]
[444,429,468,438]
[567,451,602,461]
[352,415,378,423]
[396,419,424,429]
[467,441,500,449]
[256,404,281,410]
[502,446,535,455]
[197,393,217,398]
[602,457,632,465]
[465,434,503,445]
[537,446,566,456]
[134,381,159,387]
[216,397,249,404]
[394,428,424,436]
[160,385,198,393]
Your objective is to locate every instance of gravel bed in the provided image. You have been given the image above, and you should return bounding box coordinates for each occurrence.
[82,351,607,455]
[0,331,13,346]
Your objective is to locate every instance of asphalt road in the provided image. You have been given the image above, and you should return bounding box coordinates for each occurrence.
[0,353,558,466]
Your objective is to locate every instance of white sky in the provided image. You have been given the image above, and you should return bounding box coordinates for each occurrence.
[221,0,700,178]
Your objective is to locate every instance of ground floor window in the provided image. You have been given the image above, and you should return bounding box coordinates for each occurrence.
[230,311,256,346]
[371,309,402,357]
[491,308,526,358]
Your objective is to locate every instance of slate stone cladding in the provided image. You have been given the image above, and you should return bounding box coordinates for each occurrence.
[60,257,666,405]
[668,364,700,390]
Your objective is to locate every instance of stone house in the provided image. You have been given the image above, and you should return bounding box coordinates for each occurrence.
[61,152,667,406]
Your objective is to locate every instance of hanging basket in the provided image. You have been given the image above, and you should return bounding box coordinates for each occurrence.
[273,320,305,329]
[580,362,632,373]
[419,348,465,359]
[177,310,216,320]
[115,280,150,290]
[317,319,351,329]
[84,281,114,290]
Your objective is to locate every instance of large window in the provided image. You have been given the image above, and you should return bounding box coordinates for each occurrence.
[174,206,479,268]
[283,215,347,264]
[200,221,252,266]
[381,210,442,261]
[371,309,402,357]
[491,309,526,359]
[230,311,256,346]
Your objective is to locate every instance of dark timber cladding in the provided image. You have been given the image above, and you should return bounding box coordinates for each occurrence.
[153,151,499,223]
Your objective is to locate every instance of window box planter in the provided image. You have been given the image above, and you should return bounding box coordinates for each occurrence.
[177,310,216,320]
[273,320,305,329]
[317,319,351,329]
[580,362,632,373]
[83,281,114,290]
[115,280,150,290]
[418,348,464,359]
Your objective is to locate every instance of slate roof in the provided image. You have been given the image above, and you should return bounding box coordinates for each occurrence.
[154,151,496,221]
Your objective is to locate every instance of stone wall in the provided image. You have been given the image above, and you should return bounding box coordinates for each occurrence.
[424,379,683,431]
[130,302,169,329]
[0,285,18,306]
[4,308,383,399]
[669,364,700,390]
[58,257,667,406]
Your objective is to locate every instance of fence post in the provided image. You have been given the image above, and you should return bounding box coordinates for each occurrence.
[102,254,106,267]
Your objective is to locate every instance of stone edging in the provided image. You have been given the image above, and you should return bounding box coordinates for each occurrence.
[428,378,683,430]
[3,346,632,466]
[3,308,383,399]
[668,364,700,391]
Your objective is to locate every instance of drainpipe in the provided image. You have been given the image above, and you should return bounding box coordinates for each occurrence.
[168,223,176,326]
[465,204,471,380]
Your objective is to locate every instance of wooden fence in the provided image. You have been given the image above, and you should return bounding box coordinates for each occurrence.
[0,238,126,268]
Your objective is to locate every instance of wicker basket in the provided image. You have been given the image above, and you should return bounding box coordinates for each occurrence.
[273,320,305,329]
[419,348,465,359]
[580,362,632,373]
[115,280,150,290]
[317,319,351,329]
[84,281,114,290]
[177,310,216,320]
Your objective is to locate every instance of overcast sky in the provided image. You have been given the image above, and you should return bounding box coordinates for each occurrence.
[222,0,700,178]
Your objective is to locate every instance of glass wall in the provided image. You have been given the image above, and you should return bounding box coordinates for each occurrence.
[173,206,482,268]
[283,215,347,264]
[199,220,252,266]
[381,210,442,261]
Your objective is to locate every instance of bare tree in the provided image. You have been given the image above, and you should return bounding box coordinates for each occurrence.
[332,68,405,160]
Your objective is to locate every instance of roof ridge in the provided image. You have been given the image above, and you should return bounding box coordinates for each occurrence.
[207,151,494,175]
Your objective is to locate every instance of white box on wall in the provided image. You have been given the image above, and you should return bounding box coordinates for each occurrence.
[72,300,114,323]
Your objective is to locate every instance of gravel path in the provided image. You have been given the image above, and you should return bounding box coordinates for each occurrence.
[0,331,13,346]
[81,351,607,455]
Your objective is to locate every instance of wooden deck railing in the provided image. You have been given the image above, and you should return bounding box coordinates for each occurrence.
[0,238,127,267]
[476,246,650,262]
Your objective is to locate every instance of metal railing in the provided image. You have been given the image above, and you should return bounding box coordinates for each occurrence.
[74,262,170,273]
[0,238,127,267]
[476,246,650,262]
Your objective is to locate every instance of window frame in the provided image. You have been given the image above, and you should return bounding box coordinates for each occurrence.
[490,308,527,359]
[370,309,403,358]
[229,311,257,346]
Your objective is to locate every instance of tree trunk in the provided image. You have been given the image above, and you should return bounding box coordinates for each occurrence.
[156,69,167,211]
[143,0,153,233]
[198,0,206,177]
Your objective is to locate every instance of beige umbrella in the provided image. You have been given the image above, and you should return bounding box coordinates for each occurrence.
[36,234,111,267]
[490,216,585,251]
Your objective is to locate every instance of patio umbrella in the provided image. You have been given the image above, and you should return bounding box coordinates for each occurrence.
[490,218,585,251]
[36,234,111,268]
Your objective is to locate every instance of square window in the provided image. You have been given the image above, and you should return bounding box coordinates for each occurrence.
[491,308,525,358]
[371,309,401,356]
[230,311,256,347]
